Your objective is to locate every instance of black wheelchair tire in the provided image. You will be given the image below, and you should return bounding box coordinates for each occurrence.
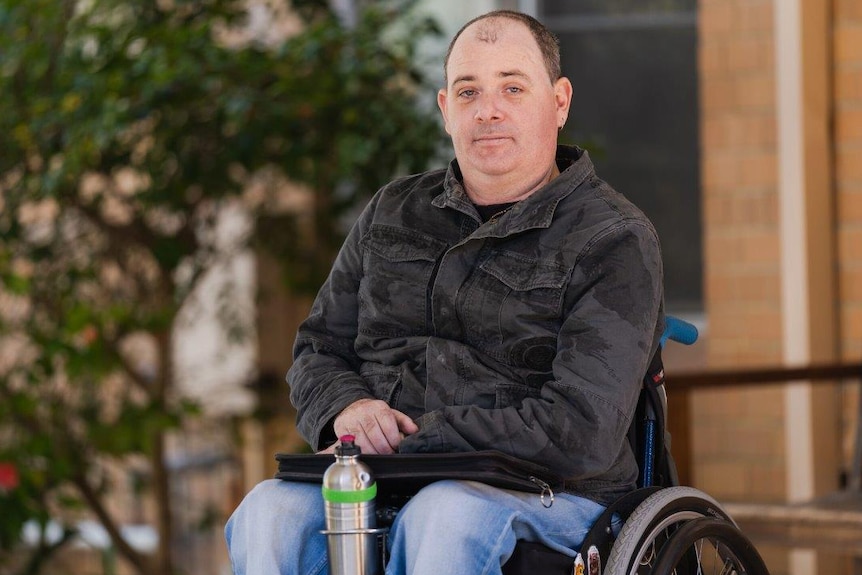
[604,486,735,575]
[650,516,770,575]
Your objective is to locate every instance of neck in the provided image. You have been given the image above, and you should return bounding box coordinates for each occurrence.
[464,161,561,206]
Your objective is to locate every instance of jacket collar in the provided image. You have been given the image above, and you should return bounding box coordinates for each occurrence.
[432,145,596,234]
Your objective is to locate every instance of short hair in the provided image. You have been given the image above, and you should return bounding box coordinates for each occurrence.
[443,10,562,85]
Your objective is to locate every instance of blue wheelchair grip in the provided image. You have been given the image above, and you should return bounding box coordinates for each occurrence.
[661,316,699,347]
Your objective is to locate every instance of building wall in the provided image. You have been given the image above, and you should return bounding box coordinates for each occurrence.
[836,0,862,484]
[696,0,786,501]
[836,0,862,357]
[698,0,862,572]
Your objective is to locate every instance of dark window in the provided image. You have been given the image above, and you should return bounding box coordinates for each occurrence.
[539,0,702,311]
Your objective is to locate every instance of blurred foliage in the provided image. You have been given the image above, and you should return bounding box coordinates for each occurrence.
[0,0,444,573]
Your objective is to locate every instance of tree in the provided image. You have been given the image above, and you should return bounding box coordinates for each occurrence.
[0,0,443,573]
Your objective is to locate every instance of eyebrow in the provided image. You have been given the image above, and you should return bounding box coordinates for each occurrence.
[451,70,530,86]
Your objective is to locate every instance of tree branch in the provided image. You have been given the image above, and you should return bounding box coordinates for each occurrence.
[0,382,153,572]
[72,472,154,575]
[150,329,174,575]
[104,335,157,398]
[20,527,77,575]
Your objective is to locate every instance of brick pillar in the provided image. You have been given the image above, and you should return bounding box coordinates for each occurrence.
[698,0,786,500]
[835,0,862,507]
[835,0,862,352]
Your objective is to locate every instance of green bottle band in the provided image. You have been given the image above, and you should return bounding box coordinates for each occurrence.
[321,483,377,503]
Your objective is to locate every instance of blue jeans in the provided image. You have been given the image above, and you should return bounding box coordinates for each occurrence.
[225,478,611,575]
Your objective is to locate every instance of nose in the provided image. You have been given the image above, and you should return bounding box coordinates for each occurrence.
[474,93,503,123]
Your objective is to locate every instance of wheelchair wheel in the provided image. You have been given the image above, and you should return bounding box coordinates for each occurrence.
[650,516,769,575]
[604,486,735,575]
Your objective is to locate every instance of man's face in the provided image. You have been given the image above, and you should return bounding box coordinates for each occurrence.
[438,18,572,196]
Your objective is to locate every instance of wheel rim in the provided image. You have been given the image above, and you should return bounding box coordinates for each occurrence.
[628,510,705,575]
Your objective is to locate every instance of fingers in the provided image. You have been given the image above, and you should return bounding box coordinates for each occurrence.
[335,399,400,454]
[393,409,419,435]
[333,399,417,455]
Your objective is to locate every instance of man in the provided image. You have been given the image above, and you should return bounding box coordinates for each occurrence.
[226,10,664,575]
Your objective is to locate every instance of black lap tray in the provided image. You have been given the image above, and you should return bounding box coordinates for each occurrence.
[275,450,563,496]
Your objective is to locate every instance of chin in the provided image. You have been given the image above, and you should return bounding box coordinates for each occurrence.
[468,153,520,175]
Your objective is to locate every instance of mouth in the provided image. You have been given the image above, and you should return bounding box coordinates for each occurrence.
[473,135,512,144]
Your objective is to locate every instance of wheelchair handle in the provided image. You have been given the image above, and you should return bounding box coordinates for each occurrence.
[641,315,698,488]
[660,316,698,347]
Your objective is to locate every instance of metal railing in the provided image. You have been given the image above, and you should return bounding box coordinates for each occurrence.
[669,360,862,489]
[666,360,862,558]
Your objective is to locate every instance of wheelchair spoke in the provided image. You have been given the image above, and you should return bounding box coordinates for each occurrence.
[649,518,769,575]
[634,527,760,575]
[604,488,768,575]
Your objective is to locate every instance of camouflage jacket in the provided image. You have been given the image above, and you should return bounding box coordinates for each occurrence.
[287,145,664,504]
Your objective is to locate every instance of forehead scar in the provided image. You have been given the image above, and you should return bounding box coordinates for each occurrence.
[472,20,501,44]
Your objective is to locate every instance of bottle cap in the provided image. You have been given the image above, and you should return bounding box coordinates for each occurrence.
[335,435,361,457]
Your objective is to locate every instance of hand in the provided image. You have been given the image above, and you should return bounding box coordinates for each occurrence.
[333,398,419,455]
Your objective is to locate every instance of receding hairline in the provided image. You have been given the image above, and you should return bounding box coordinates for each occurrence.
[443,10,562,85]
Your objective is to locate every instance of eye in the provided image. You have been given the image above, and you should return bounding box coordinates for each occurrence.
[505,86,523,94]
[458,89,477,98]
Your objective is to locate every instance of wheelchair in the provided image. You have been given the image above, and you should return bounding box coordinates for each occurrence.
[303,316,770,575]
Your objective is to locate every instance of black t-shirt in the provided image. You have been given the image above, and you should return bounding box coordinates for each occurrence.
[475,202,517,223]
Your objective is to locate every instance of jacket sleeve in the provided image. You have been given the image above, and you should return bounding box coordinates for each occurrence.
[286,194,380,451]
[397,218,665,487]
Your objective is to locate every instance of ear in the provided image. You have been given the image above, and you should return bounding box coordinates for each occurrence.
[437,88,452,135]
[554,77,573,129]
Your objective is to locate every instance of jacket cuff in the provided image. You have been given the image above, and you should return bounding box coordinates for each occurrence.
[398,412,446,453]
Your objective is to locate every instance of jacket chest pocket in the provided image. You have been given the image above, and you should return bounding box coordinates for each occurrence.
[460,251,567,365]
[359,224,447,337]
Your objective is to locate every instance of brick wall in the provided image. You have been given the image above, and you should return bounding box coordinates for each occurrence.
[696,0,786,503]
[836,1,862,356]
[698,0,862,572]
[835,0,862,471]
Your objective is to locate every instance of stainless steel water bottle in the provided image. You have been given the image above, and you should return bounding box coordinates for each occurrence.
[321,435,383,575]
